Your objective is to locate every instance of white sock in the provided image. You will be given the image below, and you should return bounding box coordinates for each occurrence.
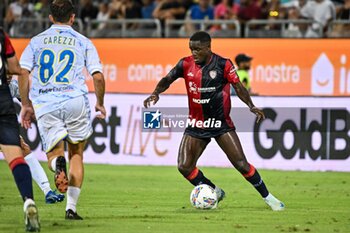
[66,186,81,212]
[25,153,51,196]
[50,157,57,172]
[23,198,35,212]
[264,193,273,200]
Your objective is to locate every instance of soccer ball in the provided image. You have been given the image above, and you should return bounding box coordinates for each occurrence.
[190,184,218,209]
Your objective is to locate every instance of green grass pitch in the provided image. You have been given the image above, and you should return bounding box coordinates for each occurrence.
[0,161,349,233]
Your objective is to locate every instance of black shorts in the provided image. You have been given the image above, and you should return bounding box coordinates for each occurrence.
[0,114,20,146]
[184,126,235,139]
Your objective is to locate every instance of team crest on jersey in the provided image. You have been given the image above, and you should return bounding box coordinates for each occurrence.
[209,70,217,79]
[189,81,198,94]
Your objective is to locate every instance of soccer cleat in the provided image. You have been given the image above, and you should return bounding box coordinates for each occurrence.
[45,190,65,204]
[65,209,83,220]
[214,186,226,203]
[264,193,285,211]
[54,156,68,193]
[25,203,40,232]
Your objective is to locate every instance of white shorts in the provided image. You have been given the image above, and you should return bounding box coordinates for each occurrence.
[37,95,92,152]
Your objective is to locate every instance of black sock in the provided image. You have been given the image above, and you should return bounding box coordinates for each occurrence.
[186,167,216,189]
[10,158,33,201]
[243,164,269,198]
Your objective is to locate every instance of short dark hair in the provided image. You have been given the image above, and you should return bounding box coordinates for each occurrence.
[190,31,211,43]
[50,0,75,23]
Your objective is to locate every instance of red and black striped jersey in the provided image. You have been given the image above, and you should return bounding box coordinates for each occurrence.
[167,53,240,135]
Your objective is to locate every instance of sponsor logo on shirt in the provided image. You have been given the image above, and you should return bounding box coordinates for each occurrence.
[192,98,210,104]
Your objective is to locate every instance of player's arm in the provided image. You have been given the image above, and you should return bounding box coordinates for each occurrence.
[92,71,106,119]
[86,40,106,119]
[144,59,184,108]
[7,56,22,75]
[18,41,36,129]
[18,68,35,129]
[224,60,265,123]
[3,32,21,75]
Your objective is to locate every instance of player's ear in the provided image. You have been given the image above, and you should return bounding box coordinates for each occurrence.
[69,14,76,25]
[49,15,55,24]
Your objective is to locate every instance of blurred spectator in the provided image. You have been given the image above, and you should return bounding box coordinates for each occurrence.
[283,5,304,37]
[211,0,239,34]
[110,0,142,18]
[34,0,50,19]
[262,0,283,30]
[142,0,157,18]
[96,1,111,29]
[5,0,35,36]
[122,0,142,19]
[80,0,99,28]
[182,0,214,35]
[187,0,214,20]
[300,0,336,37]
[110,0,125,18]
[298,0,307,8]
[124,0,142,29]
[214,0,238,20]
[178,0,195,19]
[153,0,186,35]
[153,0,186,20]
[328,0,350,37]
[237,0,263,21]
[338,0,350,20]
[237,0,263,36]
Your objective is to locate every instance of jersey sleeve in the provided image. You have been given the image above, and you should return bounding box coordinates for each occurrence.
[20,40,35,71]
[4,32,15,58]
[85,40,103,75]
[166,58,184,80]
[224,59,240,84]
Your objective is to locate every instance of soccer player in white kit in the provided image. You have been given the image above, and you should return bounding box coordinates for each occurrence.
[18,0,106,220]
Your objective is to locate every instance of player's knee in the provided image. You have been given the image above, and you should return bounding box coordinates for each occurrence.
[234,160,250,174]
[177,163,193,176]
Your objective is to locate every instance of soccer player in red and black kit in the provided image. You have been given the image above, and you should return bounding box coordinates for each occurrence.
[0,28,40,231]
[144,31,285,211]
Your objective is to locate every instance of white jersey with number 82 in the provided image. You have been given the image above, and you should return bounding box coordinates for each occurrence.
[20,24,102,118]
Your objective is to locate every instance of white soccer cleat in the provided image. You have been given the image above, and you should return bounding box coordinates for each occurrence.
[24,199,40,232]
[214,186,226,203]
[263,193,285,211]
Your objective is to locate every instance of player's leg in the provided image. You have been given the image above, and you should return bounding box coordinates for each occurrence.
[62,95,92,220]
[20,136,64,203]
[215,131,285,210]
[37,110,69,193]
[65,141,86,220]
[178,134,217,187]
[0,115,40,231]
[47,141,69,193]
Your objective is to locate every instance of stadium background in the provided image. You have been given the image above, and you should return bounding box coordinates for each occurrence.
[5,38,350,172]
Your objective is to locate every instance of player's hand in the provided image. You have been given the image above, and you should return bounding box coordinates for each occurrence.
[143,94,159,108]
[95,104,106,120]
[6,74,13,84]
[250,106,265,123]
[21,104,35,129]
